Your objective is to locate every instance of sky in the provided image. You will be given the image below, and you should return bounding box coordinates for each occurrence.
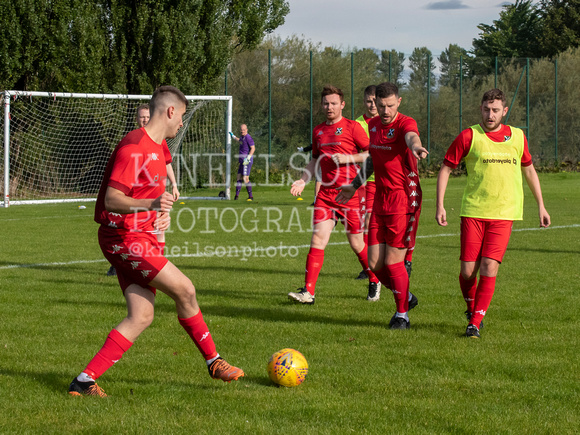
[272,0,515,55]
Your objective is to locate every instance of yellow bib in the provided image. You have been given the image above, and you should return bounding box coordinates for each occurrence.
[461,124,525,220]
[356,115,375,183]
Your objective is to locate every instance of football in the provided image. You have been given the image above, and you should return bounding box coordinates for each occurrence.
[267,348,308,387]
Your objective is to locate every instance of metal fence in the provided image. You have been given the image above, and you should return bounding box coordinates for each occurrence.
[222,46,580,178]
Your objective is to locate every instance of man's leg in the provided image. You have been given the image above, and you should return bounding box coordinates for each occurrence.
[288,219,334,304]
[151,262,244,381]
[469,257,499,330]
[460,260,480,319]
[235,172,242,199]
[346,230,381,300]
[69,284,153,397]
[243,175,253,200]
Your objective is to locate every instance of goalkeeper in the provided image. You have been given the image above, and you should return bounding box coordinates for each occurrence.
[230,124,255,201]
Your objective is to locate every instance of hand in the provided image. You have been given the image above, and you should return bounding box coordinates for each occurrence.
[172,185,180,201]
[229,131,235,138]
[243,157,251,165]
[290,179,306,197]
[335,184,356,204]
[411,145,429,160]
[297,147,304,152]
[151,191,174,213]
[435,206,447,226]
[539,208,551,228]
[154,211,171,232]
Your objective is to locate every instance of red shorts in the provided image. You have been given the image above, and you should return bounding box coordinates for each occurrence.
[368,209,421,248]
[313,187,364,234]
[460,217,513,263]
[364,181,376,214]
[99,227,168,293]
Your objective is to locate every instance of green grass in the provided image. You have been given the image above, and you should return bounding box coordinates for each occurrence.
[1,173,578,434]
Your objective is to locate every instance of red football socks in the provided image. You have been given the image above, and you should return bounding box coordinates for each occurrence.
[304,247,324,295]
[355,245,379,284]
[373,266,391,289]
[178,311,218,361]
[387,262,410,312]
[84,328,133,381]
[470,275,496,327]
[459,274,477,314]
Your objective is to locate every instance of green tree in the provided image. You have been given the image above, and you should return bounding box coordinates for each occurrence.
[0,0,289,94]
[472,0,542,58]
[378,50,405,87]
[439,44,471,89]
[408,47,436,91]
[539,0,580,57]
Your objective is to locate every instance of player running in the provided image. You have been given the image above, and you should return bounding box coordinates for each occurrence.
[436,88,550,338]
[68,86,244,397]
[288,85,379,304]
[336,82,428,329]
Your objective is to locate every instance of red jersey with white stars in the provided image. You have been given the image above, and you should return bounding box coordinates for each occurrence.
[94,128,168,233]
[368,113,421,215]
[312,117,369,188]
[443,124,532,168]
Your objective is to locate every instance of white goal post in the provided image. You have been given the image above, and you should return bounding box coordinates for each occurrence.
[1,91,233,207]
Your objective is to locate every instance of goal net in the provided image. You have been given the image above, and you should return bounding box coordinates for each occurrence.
[1,91,233,207]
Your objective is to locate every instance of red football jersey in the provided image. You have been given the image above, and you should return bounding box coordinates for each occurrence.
[94,128,168,233]
[312,117,369,188]
[444,124,532,169]
[368,113,421,215]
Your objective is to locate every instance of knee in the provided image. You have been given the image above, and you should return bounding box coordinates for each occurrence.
[173,279,197,304]
[128,309,154,331]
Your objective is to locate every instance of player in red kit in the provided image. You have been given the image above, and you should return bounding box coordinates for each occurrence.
[68,86,243,397]
[288,85,381,304]
[337,82,428,329]
[436,88,550,338]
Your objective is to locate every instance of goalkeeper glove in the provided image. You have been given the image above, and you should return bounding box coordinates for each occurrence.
[297,146,304,152]
[243,157,251,165]
[229,131,235,138]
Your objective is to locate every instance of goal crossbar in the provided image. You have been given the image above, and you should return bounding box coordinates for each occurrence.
[2,91,233,207]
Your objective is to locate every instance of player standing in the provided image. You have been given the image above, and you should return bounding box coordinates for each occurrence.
[231,124,255,201]
[436,88,550,338]
[288,85,380,304]
[337,82,428,329]
[69,86,244,397]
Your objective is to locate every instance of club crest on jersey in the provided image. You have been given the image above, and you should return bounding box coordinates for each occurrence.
[504,135,511,142]
[335,127,343,135]
[387,128,395,138]
[370,126,377,132]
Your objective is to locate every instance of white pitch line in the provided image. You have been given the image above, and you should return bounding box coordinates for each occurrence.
[1,224,578,270]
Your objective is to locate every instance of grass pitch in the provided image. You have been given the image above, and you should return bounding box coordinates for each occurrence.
[0,173,578,434]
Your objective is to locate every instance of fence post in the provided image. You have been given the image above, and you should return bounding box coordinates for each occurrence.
[351,52,354,120]
[555,58,558,161]
[427,53,431,165]
[459,55,463,134]
[310,50,313,149]
[268,49,272,170]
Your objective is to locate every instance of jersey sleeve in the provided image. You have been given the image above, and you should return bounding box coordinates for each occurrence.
[444,129,473,169]
[521,134,532,167]
[352,121,370,151]
[311,129,320,158]
[247,134,255,147]
[401,116,420,136]
[108,145,141,196]
[162,140,172,164]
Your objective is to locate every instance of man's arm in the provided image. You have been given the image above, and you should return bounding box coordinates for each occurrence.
[522,164,551,227]
[290,157,318,197]
[104,186,174,214]
[335,155,374,204]
[436,164,453,226]
[331,151,369,165]
[405,132,429,160]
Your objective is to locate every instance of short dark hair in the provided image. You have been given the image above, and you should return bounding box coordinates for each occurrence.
[321,85,344,102]
[375,82,399,99]
[363,85,377,97]
[149,86,188,116]
[481,88,507,106]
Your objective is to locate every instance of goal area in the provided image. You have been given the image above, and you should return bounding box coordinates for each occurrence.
[1,91,233,207]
